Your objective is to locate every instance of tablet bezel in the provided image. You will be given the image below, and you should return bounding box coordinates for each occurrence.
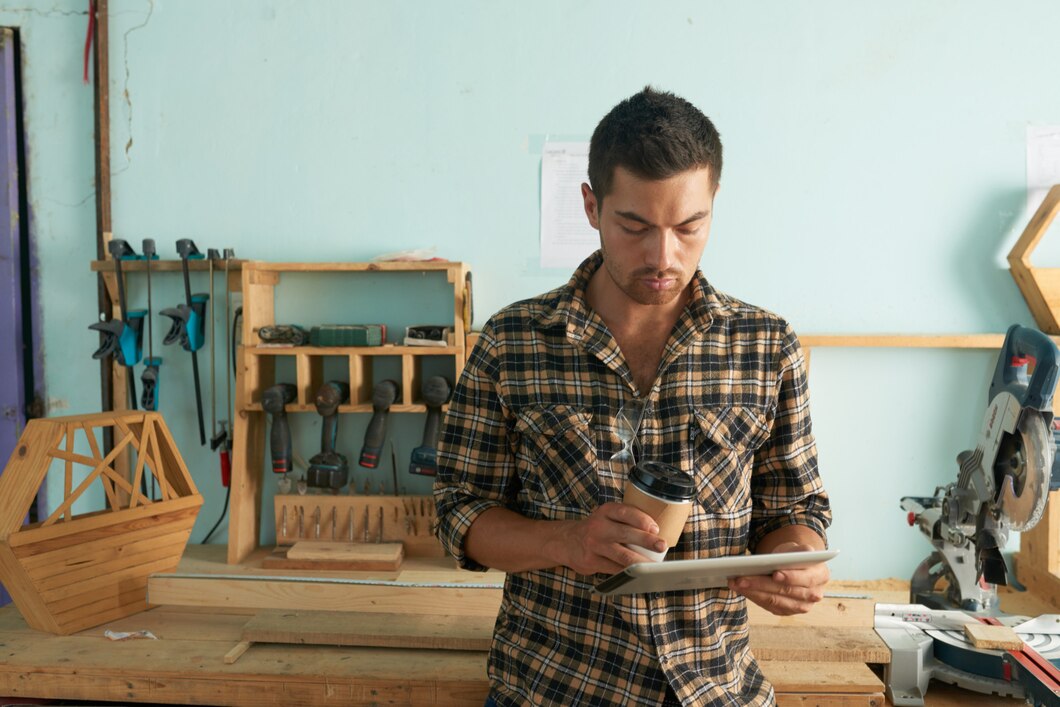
[593,549,839,596]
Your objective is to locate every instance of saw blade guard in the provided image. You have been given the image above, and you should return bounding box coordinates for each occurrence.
[988,325,1058,531]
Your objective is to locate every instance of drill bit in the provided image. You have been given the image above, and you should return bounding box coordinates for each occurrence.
[331,506,336,540]
[363,507,369,543]
[377,506,384,543]
[313,506,321,539]
[347,507,354,542]
[298,506,304,538]
[281,505,287,538]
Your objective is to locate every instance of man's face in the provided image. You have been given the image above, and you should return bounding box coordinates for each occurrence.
[582,165,715,306]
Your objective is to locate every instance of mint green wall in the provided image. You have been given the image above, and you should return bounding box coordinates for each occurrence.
[9,0,1060,581]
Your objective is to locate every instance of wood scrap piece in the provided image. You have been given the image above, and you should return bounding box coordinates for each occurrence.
[759,660,884,694]
[749,626,889,663]
[963,622,1024,650]
[262,541,404,571]
[241,609,493,651]
[223,639,251,665]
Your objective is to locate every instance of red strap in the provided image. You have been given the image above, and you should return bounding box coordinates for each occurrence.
[83,0,96,85]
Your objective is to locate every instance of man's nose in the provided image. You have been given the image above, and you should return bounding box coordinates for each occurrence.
[647,231,678,271]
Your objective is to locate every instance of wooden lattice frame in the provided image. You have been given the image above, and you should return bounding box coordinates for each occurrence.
[0,411,197,535]
[0,411,202,634]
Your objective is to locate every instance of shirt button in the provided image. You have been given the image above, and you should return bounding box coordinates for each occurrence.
[654,592,664,600]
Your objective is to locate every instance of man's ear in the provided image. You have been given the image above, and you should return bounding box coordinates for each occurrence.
[581,182,600,230]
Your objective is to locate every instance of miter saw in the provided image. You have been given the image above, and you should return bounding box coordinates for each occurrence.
[876,324,1060,705]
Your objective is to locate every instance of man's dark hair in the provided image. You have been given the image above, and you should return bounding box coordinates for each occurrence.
[587,86,722,202]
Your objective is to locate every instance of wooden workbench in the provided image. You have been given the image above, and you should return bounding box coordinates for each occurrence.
[0,545,1053,706]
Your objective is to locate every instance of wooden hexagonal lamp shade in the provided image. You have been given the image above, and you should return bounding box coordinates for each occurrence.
[0,411,202,634]
[1008,184,1060,334]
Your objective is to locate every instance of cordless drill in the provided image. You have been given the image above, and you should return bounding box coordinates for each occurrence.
[262,383,298,483]
[409,376,452,476]
[307,380,351,493]
[359,380,400,468]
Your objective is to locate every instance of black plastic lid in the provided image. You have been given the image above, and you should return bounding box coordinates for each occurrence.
[629,461,695,501]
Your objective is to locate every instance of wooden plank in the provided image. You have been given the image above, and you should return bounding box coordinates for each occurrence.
[30,530,191,590]
[775,695,884,707]
[128,416,154,507]
[1008,184,1060,270]
[759,660,883,694]
[149,411,198,498]
[224,640,252,665]
[46,574,148,617]
[10,496,201,549]
[0,419,64,538]
[1013,553,1060,609]
[63,423,74,521]
[0,542,59,633]
[241,609,493,651]
[1022,489,1060,575]
[963,622,1023,650]
[800,334,1006,349]
[228,409,265,565]
[91,258,247,273]
[286,540,403,563]
[266,542,404,572]
[250,261,464,274]
[21,525,194,579]
[749,626,889,663]
[40,553,185,605]
[746,592,875,628]
[147,575,503,618]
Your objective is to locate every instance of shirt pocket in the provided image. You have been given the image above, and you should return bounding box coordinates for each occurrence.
[511,405,598,518]
[685,406,771,556]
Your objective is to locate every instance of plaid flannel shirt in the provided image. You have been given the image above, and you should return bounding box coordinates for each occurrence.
[434,251,831,706]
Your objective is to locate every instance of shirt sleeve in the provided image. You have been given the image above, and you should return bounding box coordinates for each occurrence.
[433,323,515,571]
[747,322,832,552]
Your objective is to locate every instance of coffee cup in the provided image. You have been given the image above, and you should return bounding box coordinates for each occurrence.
[622,460,695,562]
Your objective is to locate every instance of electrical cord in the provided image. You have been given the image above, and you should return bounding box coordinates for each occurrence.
[202,305,243,545]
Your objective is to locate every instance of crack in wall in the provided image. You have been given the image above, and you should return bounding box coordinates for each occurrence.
[0,7,87,17]
[115,0,153,173]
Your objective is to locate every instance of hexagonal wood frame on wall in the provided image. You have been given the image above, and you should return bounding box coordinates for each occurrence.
[0,411,202,634]
[1008,184,1060,334]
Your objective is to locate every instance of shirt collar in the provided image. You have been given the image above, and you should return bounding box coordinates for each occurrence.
[532,250,736,341]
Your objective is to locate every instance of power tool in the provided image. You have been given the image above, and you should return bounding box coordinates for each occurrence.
[307,381,351,493]
[359,380,399,469]
[877,324,1060,705]
[262,383,298,484]
[902,324,1058,612]
[409,376,452,476]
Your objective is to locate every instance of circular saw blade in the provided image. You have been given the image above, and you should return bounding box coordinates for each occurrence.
[994,413,1052,531]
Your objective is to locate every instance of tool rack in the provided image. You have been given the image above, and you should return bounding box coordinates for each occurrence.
[90,251,244,498]
[228,260,470,565]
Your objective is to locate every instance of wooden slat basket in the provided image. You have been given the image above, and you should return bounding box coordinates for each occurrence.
[0,411,202,634]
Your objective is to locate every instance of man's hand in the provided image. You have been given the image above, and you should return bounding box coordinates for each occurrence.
[552,502,666,575]
[727,541,829,616]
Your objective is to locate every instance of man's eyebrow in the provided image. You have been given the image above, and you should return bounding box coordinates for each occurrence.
[615,210,711,227]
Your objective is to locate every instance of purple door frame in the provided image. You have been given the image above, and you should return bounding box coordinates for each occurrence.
[0,28,42,607]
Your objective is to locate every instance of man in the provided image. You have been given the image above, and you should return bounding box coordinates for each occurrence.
[434,87,831,706]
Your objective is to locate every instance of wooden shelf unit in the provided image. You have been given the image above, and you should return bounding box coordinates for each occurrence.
[227,260,470,565]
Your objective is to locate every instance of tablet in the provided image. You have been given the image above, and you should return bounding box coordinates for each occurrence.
[593,549,839,596]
